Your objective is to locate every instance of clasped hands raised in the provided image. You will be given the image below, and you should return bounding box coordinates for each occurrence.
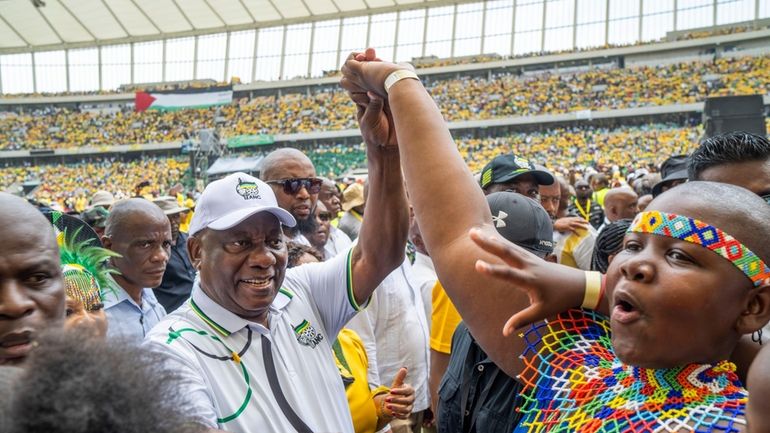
[340,49,590,336]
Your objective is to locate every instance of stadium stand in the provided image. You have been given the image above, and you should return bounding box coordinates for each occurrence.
[10,120,769,210]
[1,54,768,151]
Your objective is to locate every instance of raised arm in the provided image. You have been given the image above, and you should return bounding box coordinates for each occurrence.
[347,53,409,306]
[341,51,587,377]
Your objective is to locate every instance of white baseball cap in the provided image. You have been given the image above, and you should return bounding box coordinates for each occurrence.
[188,172,296,237]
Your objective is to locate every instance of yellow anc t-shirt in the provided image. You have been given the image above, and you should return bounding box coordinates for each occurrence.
[430,281,462,354]
[333,328,389,433]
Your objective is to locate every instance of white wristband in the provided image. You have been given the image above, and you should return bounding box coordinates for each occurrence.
[384,69,419,94]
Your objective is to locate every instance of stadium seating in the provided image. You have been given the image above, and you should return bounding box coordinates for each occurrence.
[0,157,189,212]
[0,55,768,151]
[5,121,751,210]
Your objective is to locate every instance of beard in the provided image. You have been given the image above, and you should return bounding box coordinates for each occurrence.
[296,212,318,236]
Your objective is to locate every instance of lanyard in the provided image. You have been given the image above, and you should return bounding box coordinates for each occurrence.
[574,199,591,221]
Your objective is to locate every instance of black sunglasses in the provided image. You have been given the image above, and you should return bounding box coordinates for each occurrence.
[267,178,322,195]
[318,212,333,222]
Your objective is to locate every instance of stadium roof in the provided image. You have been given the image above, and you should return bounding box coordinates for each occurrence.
[0,0,473,54]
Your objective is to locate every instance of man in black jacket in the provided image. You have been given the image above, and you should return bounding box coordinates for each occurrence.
[153,196,195,313]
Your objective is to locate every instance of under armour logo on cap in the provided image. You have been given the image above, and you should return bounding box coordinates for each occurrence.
[492,210,508,228]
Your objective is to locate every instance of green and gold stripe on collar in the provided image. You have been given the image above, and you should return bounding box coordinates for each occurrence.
[190,298,231,337]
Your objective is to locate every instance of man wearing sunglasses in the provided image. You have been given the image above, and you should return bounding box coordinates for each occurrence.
[260,148,324,246]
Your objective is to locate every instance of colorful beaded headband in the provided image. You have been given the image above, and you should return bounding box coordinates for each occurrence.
[629,211,770,287]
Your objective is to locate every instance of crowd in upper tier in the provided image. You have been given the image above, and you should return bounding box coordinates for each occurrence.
[0,54,768,151]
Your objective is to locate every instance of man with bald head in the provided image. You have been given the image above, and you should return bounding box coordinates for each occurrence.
[599,187,639,232]
[101,198,170,342]
[260,148,321,245]
[0,193,65,365]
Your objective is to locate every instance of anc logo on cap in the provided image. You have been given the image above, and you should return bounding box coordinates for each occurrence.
[514,156,533,169]
[236,178,261,200]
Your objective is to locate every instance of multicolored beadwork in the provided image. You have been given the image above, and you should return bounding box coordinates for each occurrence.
[514,309,747,432]
[629,210,770,287]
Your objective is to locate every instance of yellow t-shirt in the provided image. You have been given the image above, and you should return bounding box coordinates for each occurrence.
[430,281,462,354]
[333,328,389,433]
[593,188,609,208]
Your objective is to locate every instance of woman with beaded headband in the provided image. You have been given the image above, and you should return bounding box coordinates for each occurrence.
[339,49,770,431]
[45,211,119,339]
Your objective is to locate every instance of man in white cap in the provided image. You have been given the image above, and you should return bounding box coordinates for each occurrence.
[144,118,408,432]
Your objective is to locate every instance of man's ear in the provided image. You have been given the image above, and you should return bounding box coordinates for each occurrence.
[187,234,203,270]
[736,280,770,335]
[101,235,112,251]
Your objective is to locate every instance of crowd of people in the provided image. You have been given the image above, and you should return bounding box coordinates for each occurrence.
[0,123,702,209]
[2,45,770,433]
[1,53,768,150]
[8,119,770,211]
[0,156,190,212]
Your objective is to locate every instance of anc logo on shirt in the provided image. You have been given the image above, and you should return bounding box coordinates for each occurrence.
[236,178,261,200]
[293,320,323,348]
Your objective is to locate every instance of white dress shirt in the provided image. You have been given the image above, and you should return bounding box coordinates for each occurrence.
[346,259,431,412]
[410,251,437,328]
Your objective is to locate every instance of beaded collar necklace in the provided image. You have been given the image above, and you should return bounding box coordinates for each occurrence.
[514,310,747,432]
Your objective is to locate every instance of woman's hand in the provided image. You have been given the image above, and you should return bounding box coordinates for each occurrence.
[376,367,415,421]
[470,227,587,336]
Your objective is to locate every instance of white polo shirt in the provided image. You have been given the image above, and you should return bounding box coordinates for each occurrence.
[144,249,362,433]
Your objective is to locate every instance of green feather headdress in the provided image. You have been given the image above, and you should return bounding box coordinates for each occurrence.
[58,226,121,303]
[45,211,122,310]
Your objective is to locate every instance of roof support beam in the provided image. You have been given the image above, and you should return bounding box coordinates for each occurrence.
[202,0,227,27]
[511,0,517,55]
[0,13,31,47]
[0,0,484,54]
[224,31,231,82]
[307,22,315,77]
[100,0,131,37]
[58,0,99,40]
[171,0,197,30]
[34,6,65,44]
[299,0,314,17]
[267,0,286,20]
[128,0,162,34]
[65,48,70,92]
[251,29,259,82]
[31,51,37,93]
[237,0,258,23]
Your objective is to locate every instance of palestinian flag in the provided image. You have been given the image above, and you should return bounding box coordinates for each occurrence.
[135,85,233,112]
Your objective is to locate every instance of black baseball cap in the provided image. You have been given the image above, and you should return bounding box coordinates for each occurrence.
[486,192,554,258]
[652,155,689,197]
[480,154,554,189]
